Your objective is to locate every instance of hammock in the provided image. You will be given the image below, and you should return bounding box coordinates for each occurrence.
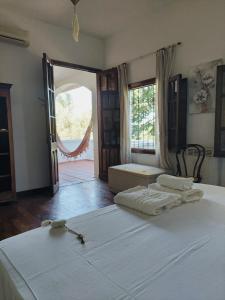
[56,119,92,158]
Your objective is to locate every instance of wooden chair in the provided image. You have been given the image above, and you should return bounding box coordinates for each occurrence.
[176,144,206,183]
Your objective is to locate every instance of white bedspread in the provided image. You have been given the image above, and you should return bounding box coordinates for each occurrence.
[0,183,225,300]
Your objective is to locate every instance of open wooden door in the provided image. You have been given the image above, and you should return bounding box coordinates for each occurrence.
[42,53,59,194]
[97,68,120,181]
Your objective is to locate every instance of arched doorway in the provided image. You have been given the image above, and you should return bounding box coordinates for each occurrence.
[54,66,98,187]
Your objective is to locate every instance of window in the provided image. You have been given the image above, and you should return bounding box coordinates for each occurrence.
[129,78,156,154]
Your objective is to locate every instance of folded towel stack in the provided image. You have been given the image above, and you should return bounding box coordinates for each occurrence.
[157,174,194,191]
[148,174,204,203]
[114,186,182,216]
[113,175,203,217]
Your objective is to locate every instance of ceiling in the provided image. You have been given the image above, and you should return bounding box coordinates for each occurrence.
[0,0,176,38]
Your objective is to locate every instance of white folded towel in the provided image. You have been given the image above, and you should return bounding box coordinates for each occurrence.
[157,174,193,191]
[148,183,204,203]
[114,186,182,216]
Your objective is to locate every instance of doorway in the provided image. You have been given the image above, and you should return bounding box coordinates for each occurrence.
[53,65,99,187]
[43,54,120,194]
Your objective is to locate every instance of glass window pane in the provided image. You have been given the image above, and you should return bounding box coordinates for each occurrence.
[129,82,156,150]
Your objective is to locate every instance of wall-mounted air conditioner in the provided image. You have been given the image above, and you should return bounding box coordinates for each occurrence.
[0,25,30,47]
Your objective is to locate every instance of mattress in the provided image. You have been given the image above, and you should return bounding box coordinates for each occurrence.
[0,183,225,300]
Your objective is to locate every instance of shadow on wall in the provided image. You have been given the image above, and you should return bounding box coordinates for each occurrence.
[0,41,49,191]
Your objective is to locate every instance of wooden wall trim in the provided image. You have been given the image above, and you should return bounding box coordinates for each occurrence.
[0,83,13,90]
[128,78,156,89]
[16,187,50,197]
[51,59,102,74]
[131,148,156,155]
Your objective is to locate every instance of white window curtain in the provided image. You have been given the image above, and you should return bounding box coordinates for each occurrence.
[156,45,176,170]
[117,63,131,164]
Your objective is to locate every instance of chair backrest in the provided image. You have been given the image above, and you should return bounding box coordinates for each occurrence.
[176,144,206,183]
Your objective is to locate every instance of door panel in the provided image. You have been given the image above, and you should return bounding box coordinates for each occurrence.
[42,53,59,194]
[168,74,187,151]
[214,65,225,156]
[97,68,120,181]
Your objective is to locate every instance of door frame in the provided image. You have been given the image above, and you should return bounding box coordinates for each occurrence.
[96,68,120,181]
[43,53,59,194]
[52,59,101,74]
[51,58,102,181]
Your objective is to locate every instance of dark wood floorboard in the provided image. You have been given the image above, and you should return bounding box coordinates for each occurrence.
[0,180,114,241]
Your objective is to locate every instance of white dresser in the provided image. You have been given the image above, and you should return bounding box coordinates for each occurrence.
[108,163,168,193]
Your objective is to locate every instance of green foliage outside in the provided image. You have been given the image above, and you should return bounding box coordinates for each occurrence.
[130,84,156,146]
[55,92,91,140]
[56,86,155,145]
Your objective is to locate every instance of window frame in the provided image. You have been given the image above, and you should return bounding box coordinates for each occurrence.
[128,78,156,155]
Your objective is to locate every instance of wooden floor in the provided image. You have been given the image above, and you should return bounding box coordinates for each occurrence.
[0,180,114,241]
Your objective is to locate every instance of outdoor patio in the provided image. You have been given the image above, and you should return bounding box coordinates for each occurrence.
[58,159,95,187]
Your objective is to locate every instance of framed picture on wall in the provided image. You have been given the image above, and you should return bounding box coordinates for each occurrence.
[189,59,223,114]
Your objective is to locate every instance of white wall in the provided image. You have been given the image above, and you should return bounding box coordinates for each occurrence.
[0,9,104,191]
[105,0,225,185]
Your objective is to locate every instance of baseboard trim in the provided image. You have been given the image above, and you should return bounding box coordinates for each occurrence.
[16,187,50,197]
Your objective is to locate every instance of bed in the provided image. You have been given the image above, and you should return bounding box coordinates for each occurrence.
[0,183,225,300]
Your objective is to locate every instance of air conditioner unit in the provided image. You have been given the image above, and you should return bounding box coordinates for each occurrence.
[0,25,30,47]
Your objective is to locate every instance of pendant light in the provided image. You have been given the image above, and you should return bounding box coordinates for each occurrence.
[71,0,80,42]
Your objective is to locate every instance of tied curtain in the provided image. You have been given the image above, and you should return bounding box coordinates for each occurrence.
[117,63,131,164]
[56,118,92,158]
[156,45,176,169]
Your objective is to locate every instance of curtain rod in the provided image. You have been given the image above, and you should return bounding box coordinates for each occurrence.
[124,42,182,65]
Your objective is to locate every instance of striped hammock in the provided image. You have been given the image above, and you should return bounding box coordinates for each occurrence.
[56,119,92,158]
